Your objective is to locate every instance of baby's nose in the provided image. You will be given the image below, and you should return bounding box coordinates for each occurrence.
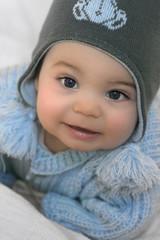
[73,97,101,118]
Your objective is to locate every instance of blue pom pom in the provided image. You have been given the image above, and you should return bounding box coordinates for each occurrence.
[0,100,38,160]
[96,143,160,194]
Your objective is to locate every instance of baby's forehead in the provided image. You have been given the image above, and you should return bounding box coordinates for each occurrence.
[43,41,133,75]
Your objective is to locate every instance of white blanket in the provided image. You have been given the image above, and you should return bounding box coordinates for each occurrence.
[0,183,89,240]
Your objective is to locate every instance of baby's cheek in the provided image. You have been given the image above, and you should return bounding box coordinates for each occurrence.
[37,89,59,114]
[110,116,126,132]
[110,113,136,136]
[117,113,137,136]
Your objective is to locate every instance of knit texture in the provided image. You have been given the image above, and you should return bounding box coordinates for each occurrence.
[0,65,160,240]
[18,0,160,140]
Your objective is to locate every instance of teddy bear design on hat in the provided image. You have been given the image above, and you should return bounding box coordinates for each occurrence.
[73,0,127,30]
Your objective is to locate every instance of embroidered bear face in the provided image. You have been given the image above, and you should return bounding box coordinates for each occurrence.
[73,0,127,30]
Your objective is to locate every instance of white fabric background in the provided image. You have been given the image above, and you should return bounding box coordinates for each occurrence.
[0,0,52,68]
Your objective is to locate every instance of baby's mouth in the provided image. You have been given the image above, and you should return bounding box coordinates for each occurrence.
[67,124,98,134]
[65,124,100,140]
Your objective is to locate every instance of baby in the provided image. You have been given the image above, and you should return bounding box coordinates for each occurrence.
[0,0,160,239]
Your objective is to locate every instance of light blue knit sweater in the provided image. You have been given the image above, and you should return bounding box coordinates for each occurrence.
[0,65,160,240]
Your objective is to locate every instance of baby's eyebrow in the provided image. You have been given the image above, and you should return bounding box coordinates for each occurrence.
[108,80,136,89]
[53,60,81,72]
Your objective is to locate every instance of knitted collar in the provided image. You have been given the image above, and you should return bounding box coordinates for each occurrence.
[31,142,101,175]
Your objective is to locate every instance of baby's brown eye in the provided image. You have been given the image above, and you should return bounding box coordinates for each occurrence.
[61,77,78,88]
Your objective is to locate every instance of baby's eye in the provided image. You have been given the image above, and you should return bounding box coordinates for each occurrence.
[60,77,78,89]
[106,90,127,101]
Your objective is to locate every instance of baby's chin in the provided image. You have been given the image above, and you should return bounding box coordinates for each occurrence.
[59,142,100,153]
[62,142,109,153]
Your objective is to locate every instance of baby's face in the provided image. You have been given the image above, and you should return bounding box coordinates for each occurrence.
[35,42,137,153]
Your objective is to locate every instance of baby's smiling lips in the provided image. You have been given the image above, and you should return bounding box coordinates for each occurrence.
[64,123,100,140]
[68,125,98,134]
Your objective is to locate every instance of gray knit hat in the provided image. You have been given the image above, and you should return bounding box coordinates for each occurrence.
[18,0,160,141]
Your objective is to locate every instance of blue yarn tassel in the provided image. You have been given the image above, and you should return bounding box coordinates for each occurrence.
[0,100,37,160]
[96,143,160,194]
